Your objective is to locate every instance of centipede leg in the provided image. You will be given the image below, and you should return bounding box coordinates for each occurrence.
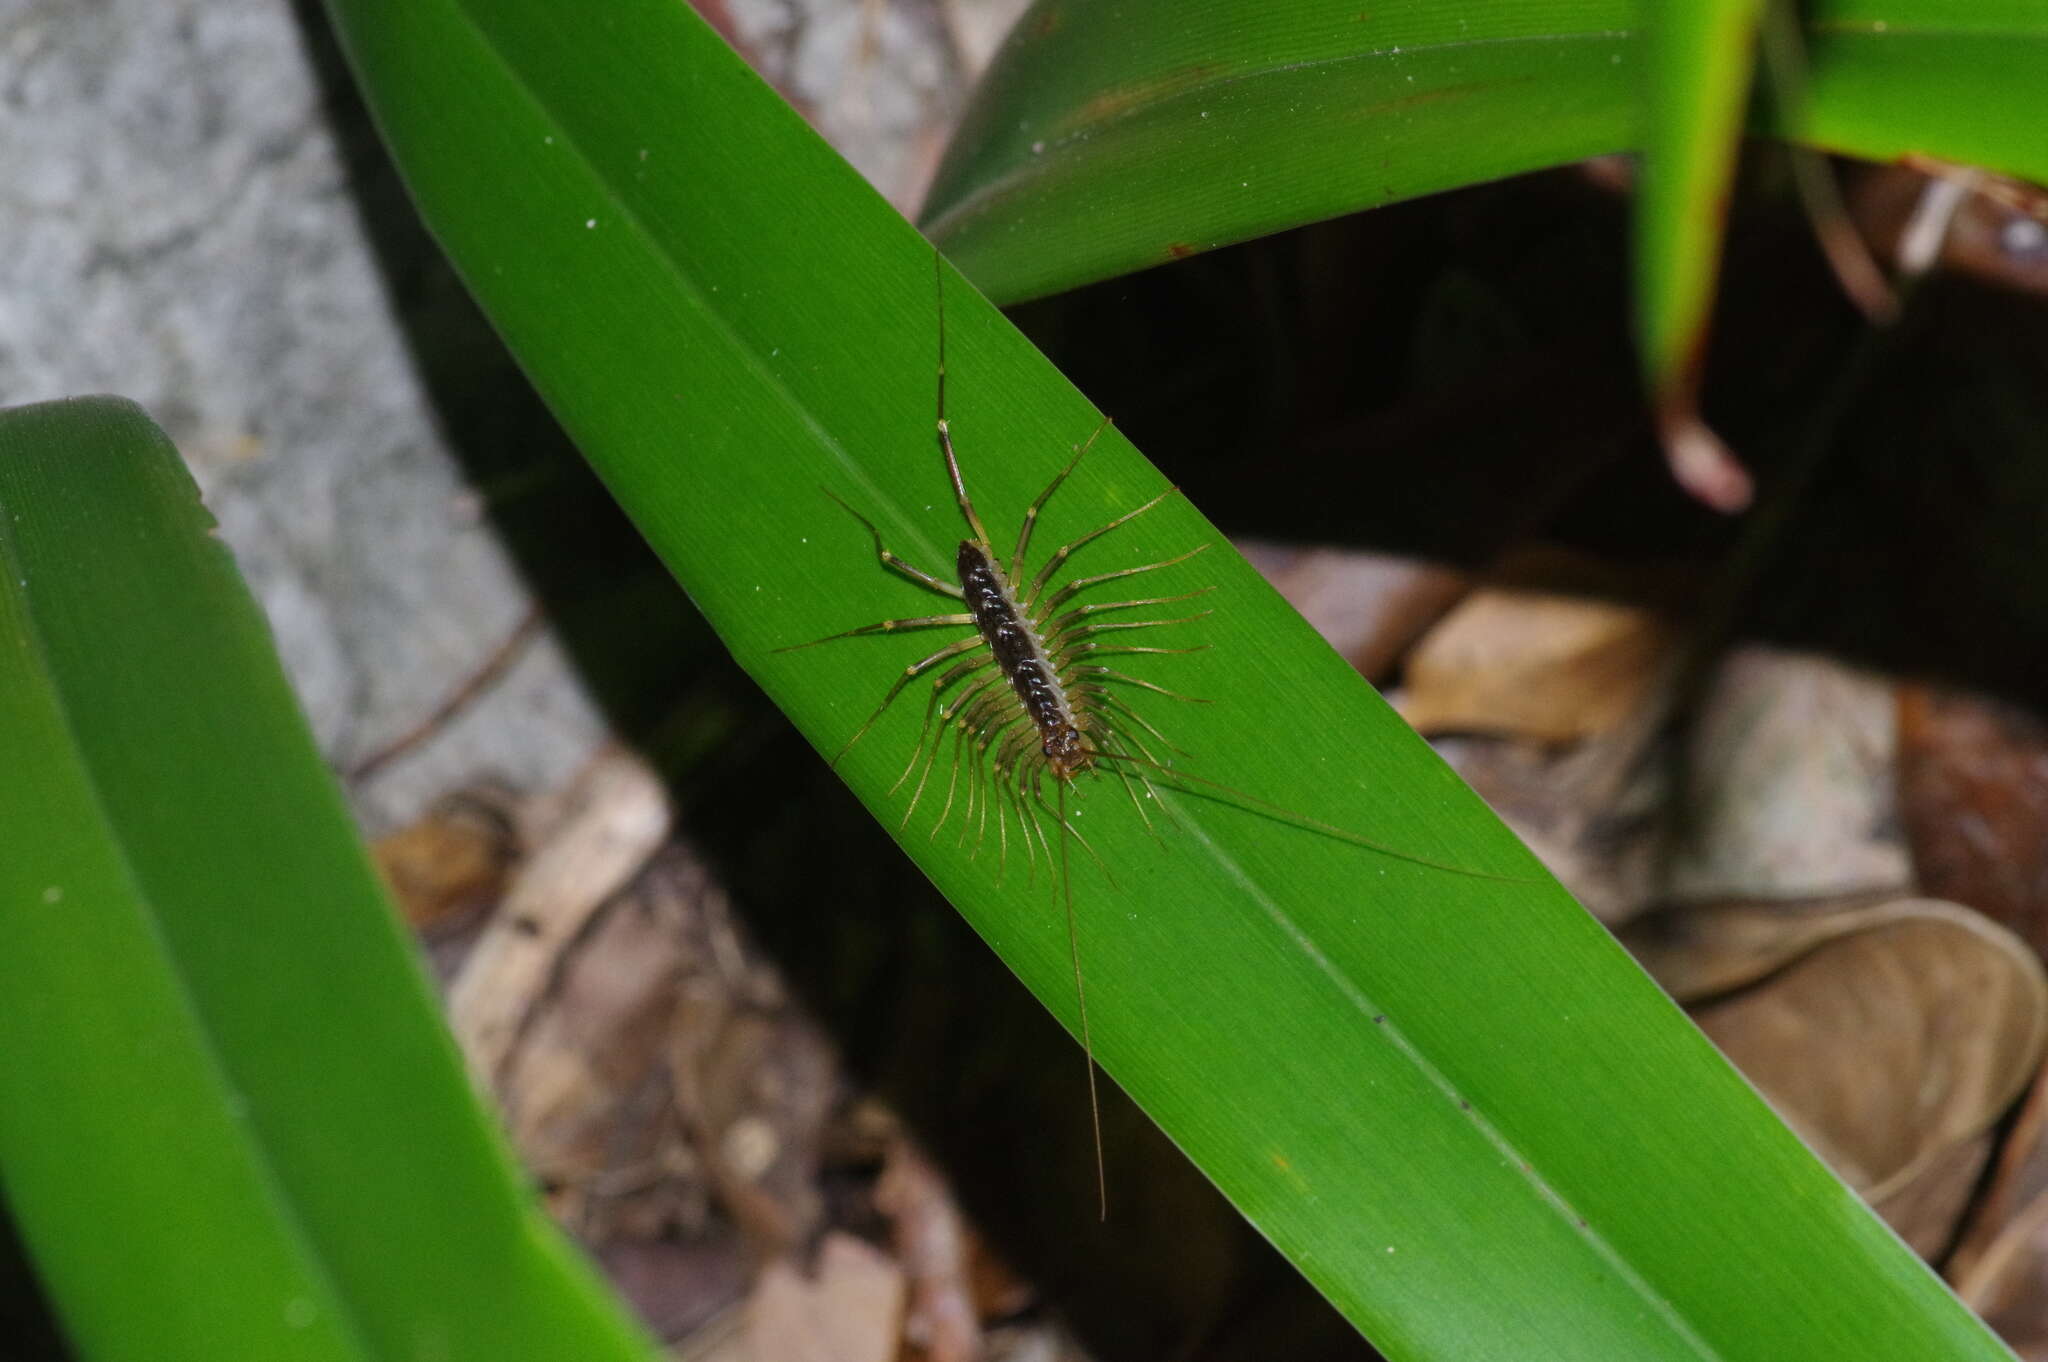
[933,690,1006,840]
[816,488,965,600]
[1054,641,1212,665]
[823,634,985,767]
[976,711,1028,874]
[1074,665,1212,706]
[1041,612,1216,652]
[1038,586,1216,636]
[961,705,1022,853]
[1077,685,1192,759]
[893,664,997,795]
[1023,489,1181,610]
[1035,546,1211,619]
[1010,416,1112,581]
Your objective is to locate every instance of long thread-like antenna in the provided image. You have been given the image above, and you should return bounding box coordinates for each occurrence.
[1061,777,1108,1220]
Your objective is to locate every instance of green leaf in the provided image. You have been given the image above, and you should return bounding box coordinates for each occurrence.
[924,0,2048,305]
[0,398,659,1362]
[1635,0,1764,400]
[320,2,2014,1359]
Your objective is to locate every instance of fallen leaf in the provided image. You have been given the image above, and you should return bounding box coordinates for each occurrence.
[1686,903,2047,1254]
[1399,588,1674,744]
[745,1233,906,1362]
[1897,681,2048,958]
[1667,646,1909,903]
[1237,541,1467,684]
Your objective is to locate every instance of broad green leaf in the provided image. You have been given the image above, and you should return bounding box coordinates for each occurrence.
[0,398,659,1362]
[924,0,2048,305]
[1635,0,1764,401]
[321,3,2014,1359]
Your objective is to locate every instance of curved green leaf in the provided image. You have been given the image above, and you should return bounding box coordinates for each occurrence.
[0,398,658,1362]
[321,3,2013,1359]
[924,0,2048,305]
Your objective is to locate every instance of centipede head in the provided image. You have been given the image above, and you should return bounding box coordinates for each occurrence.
[1043,723,1094,780]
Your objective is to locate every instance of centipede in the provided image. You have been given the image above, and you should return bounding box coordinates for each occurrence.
[781,253,1509,1216]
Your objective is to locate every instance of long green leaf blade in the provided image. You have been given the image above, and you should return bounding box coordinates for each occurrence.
[0,398,658,1362]
[924,0,2048,305]
[320,3,2014,1359]
[1635,0,1764,402]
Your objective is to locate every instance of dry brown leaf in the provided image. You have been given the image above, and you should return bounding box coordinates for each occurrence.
[1687,903,2048,1254]
[499,855,695,1212]
[668,902,840,1256]
[1875,1131,1995,1261]
[370,785,519,932]
[1855,161,2048,300]
[1399,588,1672,744]
[1432,733,1670,924]
[1957,1189,2048,1359]
[744,1233,906,1362]
[1897,681,2048,958]
[1667,647,1909,903]
[450,747,671,1084]
[1950,1051,2048,1291]
[876,1138,985,1362]
[1622,892,1921,1005]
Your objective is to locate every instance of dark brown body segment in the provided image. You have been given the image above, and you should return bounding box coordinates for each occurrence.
[956,540,1086,772]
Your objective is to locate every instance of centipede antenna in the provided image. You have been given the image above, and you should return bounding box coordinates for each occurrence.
[1056,777,1108,1220]
[1035,782,1116,888]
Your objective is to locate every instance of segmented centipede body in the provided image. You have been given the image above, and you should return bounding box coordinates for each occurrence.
[781,253,1518,1215]
[779,256,1221,1215]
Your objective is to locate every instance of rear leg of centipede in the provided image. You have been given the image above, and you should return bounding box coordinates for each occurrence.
[1045,775,1109,1218]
